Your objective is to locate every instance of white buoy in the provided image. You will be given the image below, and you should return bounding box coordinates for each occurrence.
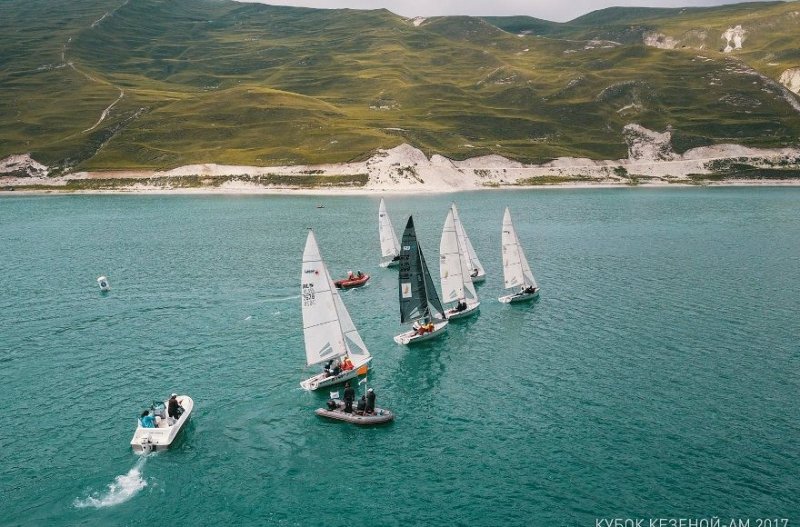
[97,276,111,291]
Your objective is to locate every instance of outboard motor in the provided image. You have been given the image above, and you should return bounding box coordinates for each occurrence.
[139,437,154,454]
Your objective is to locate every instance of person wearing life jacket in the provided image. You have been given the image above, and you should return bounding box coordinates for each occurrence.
[341,355,354,371]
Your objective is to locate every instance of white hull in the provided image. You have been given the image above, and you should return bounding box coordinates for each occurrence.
[445,301,480,320]
[470,271,486,283]
[498,289,540,304]
[393,320,448,345]
[300,357,371,391]
[131,396,193,453]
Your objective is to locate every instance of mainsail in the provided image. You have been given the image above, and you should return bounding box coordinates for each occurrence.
[451,203,485,277]
[301,230,370,367]
[378,198,401,266]
[439,209,478,304]
[501,207,538,290]
[398,216,445,323]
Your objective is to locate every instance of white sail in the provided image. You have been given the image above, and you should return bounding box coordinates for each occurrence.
[501,207,538,290]
[378,198,401,266]
[439,210,478,304]
[451,203,485,278]
[301,231,370,367]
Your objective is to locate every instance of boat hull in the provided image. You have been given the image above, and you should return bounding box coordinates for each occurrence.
[130,396,194,453]
[498,290,540,303]
[315,401,394,425]
[445,301,480,320]
[393,320,448,345]
[380,258,400,268]
[334,275,370,289]
[470,272,486,283]
[300,357,372,391]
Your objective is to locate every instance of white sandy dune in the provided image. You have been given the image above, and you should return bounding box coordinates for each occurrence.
[2,125,799,193]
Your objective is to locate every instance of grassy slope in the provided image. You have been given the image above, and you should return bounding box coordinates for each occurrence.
[1,0,799,171]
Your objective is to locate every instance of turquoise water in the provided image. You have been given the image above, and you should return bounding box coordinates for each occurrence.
[1,189,798,526]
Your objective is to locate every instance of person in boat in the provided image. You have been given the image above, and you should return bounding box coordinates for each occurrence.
[168,393,184,420]
[347,270,354,280]
[343,382,355,413]
[365,388,376,415]
[323,358,334,376]
[341,355,354,371]
[522,285,537,295]
[471,268,479,278]
[357,270,364,279]
[326,399,338,410]
[140,410,156,428]
[455,299,467,312]
[356,394,367,415]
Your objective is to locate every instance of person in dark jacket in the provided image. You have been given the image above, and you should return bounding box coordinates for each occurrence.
[365,388,376,414]
[343,382,355,413]
[168,393,183,419]
[356,395,366,414]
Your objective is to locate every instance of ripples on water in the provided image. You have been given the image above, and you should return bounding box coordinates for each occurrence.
[1,190,798,525]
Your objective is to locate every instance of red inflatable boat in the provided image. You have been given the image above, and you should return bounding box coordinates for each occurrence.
[334,274,370,289]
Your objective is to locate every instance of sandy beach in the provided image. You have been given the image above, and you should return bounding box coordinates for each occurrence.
[2,126,800,194]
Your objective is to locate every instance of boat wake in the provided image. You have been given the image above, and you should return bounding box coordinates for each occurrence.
[258,294,300,303]
[73,457,148,509]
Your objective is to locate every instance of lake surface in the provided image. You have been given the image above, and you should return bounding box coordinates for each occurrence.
[1,188,798,526]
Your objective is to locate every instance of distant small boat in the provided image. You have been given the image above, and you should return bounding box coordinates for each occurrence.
[316,204,325,209]
[315,399,394,425]
[130,395,193,453]
[498,208,540,303]
[334,273,370,289]
[97,276,111,291]
[378,198,401,268]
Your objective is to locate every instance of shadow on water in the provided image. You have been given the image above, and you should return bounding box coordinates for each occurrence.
[392,332,449,396]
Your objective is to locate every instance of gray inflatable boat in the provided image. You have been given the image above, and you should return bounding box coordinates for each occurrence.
[315,400,394,425]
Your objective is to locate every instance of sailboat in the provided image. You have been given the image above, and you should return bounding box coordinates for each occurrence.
[498,207,540,303]
[439,207,480,319]
[300,230,372,390]
[378,198,401,268]
[451,203,486,283]
[394,216,449,345]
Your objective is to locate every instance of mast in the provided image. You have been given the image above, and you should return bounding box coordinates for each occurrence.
[302,230,369,366]
[501,208,537,290]
[452,203,484,276]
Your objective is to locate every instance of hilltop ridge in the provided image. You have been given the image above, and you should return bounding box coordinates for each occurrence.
[0,0,798,175]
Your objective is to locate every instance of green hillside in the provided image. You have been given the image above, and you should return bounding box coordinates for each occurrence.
[1,0,799,172]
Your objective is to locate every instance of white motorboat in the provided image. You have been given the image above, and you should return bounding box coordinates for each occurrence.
[440,205,480,320]
[130,395,193,453]
[300,230,371,391]
[498,207,540,304]
[394,216,448,345]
